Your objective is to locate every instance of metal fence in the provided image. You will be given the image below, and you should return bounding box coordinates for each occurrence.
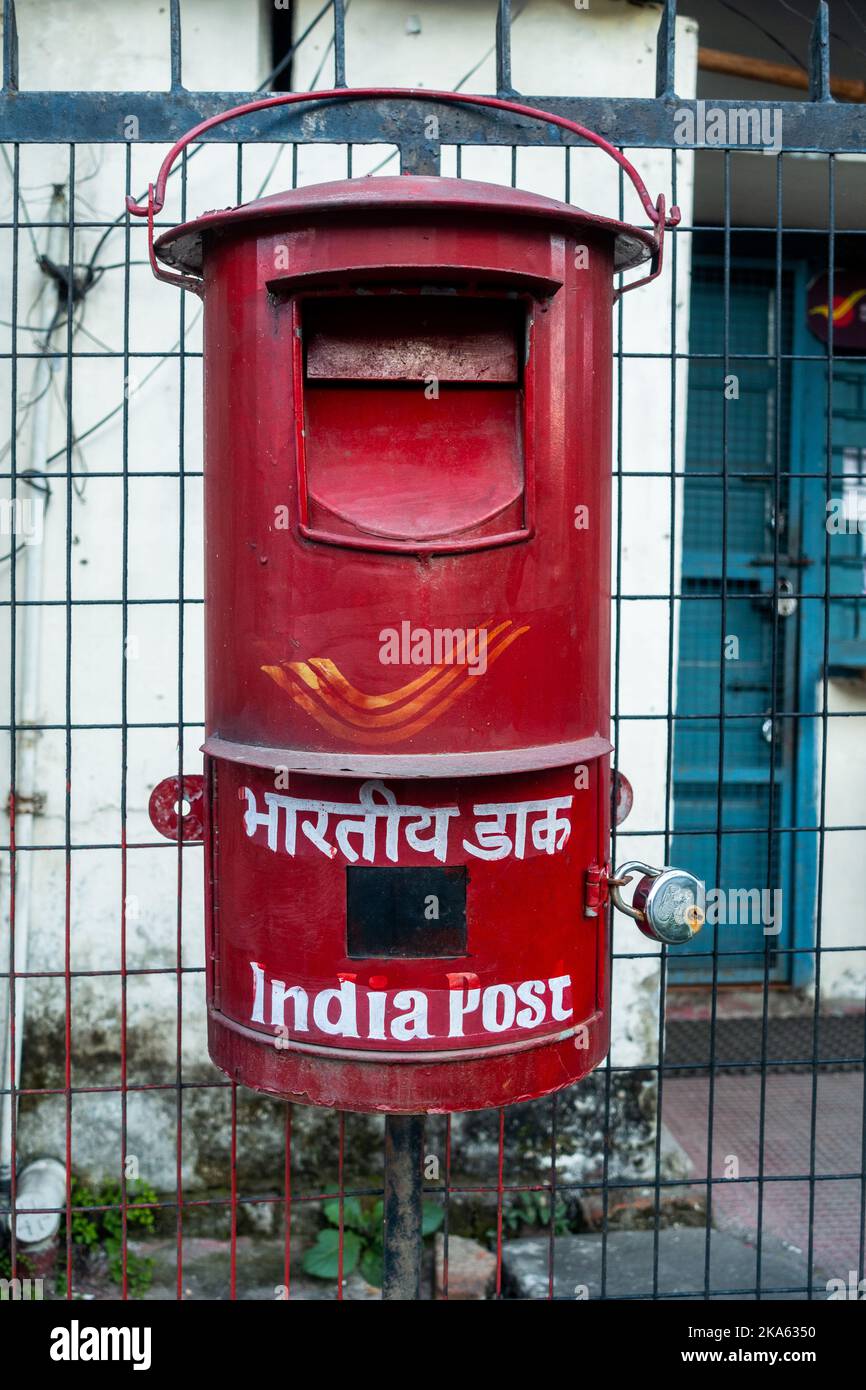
[0,0,864,1302]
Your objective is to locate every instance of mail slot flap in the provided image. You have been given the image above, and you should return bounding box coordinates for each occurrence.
[304,297,520,382]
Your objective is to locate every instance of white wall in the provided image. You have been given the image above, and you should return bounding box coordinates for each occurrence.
[820,680,866,999]
[0,0,698,1188]
[0,0,271,1190]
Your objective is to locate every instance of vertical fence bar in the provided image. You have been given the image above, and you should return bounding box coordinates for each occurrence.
[441,1114,452,1300]
[703,145,733,1299]
[655,0,677,100]
[63,142,76,1299]
[230,1081,238,1299]
[546,1094,558,1299]
[3,138,20,1279]
[332,0,347,88]
[283,1104,292,1297]
[809,1,832,103]
[602,159,627,1306]
[494,1107,504,1298]
[169,0,183,91]
[336,1111,346,1301]
[753,147,788,1301]
[808,150,836,1299]
[495,0,513,97]
[651,136,680,1301]
[2,0,18,92]
[175,141,191,1301]
[119,138,132,1302]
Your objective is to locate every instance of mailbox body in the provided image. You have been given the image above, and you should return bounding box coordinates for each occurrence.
[155,177,653,1113]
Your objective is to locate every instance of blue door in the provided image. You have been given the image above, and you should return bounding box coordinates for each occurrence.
[669,263,798,982]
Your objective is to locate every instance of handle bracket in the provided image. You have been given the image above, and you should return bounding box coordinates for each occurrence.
[149,773,205,842]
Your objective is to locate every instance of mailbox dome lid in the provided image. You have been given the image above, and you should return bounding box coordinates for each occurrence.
[154,174,655,276]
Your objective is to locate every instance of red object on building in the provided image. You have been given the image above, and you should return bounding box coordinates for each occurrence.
[807,269,866,349]
[136,90,699,1113]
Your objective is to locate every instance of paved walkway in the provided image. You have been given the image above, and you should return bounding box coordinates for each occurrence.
[662,1072,865,1287]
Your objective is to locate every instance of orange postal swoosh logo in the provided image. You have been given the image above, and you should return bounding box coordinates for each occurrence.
[262,620,529,744]
[809,287,866,328]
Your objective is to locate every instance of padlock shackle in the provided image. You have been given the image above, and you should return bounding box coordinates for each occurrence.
[608,861,660,922]
[126,87,680,296]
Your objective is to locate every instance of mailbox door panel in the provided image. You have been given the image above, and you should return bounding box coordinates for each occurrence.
[201,221,613,764]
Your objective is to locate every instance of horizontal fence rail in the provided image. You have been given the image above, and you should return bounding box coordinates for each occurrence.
[0,1,864,153]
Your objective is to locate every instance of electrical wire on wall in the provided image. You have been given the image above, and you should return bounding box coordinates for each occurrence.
[0,0,340,569]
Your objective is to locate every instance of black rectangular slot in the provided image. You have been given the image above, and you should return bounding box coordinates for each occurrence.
[346,865,467,959]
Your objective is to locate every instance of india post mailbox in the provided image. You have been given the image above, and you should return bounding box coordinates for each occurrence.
[136,91,704,1113]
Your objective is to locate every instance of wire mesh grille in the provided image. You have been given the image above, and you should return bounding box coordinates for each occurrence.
[0,0,864,1305]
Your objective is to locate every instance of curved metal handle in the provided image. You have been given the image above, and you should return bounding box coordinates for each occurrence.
[608,860,660,922]
[126,87,680,295]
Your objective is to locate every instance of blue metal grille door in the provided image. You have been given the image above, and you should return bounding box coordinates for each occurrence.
[670,264,794,982]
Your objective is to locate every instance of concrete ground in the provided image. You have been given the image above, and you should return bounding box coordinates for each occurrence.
[501,1228,818,1300]
[661,1071,866,1289]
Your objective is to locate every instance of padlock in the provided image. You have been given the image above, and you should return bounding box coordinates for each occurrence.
[609,861,705,945]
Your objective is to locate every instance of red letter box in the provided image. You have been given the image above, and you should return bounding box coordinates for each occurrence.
[135,91,704,1113]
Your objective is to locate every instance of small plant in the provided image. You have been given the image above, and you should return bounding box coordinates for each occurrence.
[0,1247,37,1280]
[488,1191,571,1241]
[303,1196,444,1288]
[58,1176,158,1298]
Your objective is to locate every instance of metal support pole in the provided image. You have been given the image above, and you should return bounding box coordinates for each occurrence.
[381,1114,425,1300]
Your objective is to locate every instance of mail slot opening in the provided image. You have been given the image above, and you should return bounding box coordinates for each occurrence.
[297,293,531,552]
[346,864,468,959]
